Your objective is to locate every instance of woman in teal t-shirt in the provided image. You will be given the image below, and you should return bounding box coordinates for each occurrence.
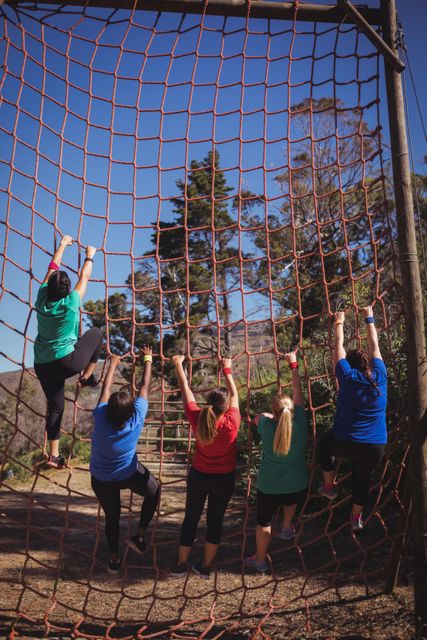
[246,350,308,573]
[34,234,103,469]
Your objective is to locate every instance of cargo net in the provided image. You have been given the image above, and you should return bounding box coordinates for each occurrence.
[0,1,411,638]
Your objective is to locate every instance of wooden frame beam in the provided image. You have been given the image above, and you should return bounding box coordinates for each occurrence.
[338,0,404,72]
[4,0,382,25]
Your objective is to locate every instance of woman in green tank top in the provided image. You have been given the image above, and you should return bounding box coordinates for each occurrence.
[245,350,309,573]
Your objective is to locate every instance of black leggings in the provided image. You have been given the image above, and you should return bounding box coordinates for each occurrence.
[257,489,307,527]
[91,462,160,554]
[34,327,103,441]
[319,431,385,505]
[179,467,235,546]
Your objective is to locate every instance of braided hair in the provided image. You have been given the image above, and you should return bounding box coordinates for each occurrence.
[346,349,380,395]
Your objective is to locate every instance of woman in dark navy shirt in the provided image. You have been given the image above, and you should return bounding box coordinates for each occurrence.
[318,306,387,531]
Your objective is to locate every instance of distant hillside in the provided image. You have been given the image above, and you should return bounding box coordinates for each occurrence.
[0,363,106,457]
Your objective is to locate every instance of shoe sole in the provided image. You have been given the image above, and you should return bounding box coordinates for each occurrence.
[128,539,146,554]
[170,570,188,577]
[318,490,338,501]
[191,566,211,579]
[107,566,121,575]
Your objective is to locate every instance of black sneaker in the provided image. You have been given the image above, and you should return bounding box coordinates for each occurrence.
[129,535,146,554]
[107,558,121,575]
[78,374,98,388]
[192,560,211,580]
[170,562,189,577]
[46,455,66,469]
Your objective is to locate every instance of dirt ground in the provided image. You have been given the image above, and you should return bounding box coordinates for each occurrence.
[0,463,414,640]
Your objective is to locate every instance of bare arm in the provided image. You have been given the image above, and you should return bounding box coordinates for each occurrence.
[221,358,239,409]
[173,355,196,407]
[138,346,153,399]
[285,351,304,408]
[42,234,73,284]
[333,311,346,368]
[74,246,96,300]
[364,305,382,360]
[98,355,121,405]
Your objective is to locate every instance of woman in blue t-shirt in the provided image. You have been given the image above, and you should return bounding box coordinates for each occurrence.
[90,347,159,575]
[34,235,103,469]
[319,306,387,531]
[245,350,309,573]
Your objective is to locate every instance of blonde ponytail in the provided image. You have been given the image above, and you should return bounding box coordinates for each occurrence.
[272,394,294,456]
[197,405,218,445]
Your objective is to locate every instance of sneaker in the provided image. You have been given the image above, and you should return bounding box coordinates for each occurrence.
[245,555,268,573]
[280,526,295,541]
[46,455,66,469]
[107,558,122,575]
[78,374,98,388]
[351,513,364,531]
[170,562,189,578]
[318,483,338,501]
[128,535,146,554]
[191,560,211,580]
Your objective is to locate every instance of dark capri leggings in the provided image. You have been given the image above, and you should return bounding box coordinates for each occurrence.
[179,466,235,546]
[320,430,385,505]
[92,462,160,555]
[34,327,103,440]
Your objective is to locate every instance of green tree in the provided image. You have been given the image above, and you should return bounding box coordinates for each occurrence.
[242,97,394,342]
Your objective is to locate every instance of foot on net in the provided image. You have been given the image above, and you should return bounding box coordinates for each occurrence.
[351,513,364,531]
[191,560,211,580]
[245,555,268,573]
[78,374,98,388]
[318,482,338,501]
[45,455,66,469]
[107,558,122,575]
[170,562,189,578]
[279,526,295,541]
[129,535,146,554]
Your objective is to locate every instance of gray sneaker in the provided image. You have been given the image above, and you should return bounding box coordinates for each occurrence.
[279,526,295,540]
[318,483,338,500]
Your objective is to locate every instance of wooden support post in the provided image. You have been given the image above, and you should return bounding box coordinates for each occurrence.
[337,0,404,72]
[381,1,427,637]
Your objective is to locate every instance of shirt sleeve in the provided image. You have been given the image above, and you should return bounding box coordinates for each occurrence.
[184,401,201,434]
[223,407,241,433]
[372,358,387,376]
[69,289,81,312]
[335,358,354,382]
[132,397,148,430]
[93,402,107,417]
[294,405,309,432]
[35,283,48,307]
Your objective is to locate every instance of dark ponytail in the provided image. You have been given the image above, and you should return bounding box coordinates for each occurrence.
[346,349,380,395]
[47,270,71,301]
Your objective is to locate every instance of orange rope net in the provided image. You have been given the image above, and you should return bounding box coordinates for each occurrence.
[0,2,411,638]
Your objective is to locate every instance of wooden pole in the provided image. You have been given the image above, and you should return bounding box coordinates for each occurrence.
[4,0,382,24]
[381,0,427,637]
[337,0,404,72]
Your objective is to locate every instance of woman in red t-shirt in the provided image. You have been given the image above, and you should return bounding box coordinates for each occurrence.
[170,355,241,579]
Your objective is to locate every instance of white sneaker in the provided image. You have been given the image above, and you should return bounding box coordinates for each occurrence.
[351,513,364,531]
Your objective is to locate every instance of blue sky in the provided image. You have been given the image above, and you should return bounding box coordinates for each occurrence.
[0,0,425,373]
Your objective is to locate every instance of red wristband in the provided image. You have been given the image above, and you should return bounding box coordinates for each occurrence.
[48,261,59,271]
[222,367,232,375]
[289,361,298,370]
